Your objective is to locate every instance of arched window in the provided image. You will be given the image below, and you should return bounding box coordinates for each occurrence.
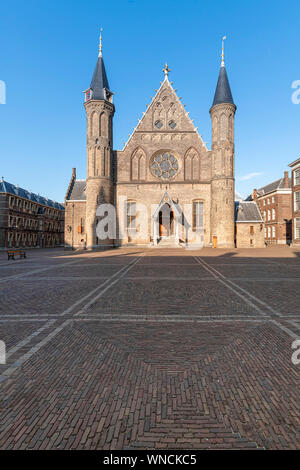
[91,111,98,137]
[153,102,164,129]
[185,148,200,180]
[131,152,139,180]
[101,148,105,176]
[139,153,146,180]
[100,113,108,138]
[105,148,110,177]
[131,148,147,180]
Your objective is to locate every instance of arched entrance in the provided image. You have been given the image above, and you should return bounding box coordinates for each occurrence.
[158,203,174,237]
[152,191,182,246]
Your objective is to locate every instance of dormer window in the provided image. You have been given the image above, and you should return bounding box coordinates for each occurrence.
[103,88,113,103]
[84,88,93,102]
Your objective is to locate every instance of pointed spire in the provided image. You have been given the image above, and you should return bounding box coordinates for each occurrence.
[98,28,103,57]
[221,35,226,66]
[211,36,235,108]
[89,29,113,101]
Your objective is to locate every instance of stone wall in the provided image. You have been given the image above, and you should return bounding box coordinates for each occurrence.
[64,201,86,249]
[116,182,211,246]
[236,222,265,248]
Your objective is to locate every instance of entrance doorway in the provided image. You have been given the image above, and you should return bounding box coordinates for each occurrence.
[158,204,174,237]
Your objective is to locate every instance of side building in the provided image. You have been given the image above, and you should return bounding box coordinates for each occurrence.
[235,201,264,248]
[249,171,292,245]
[288,158,300,247]
[0,180,65,250]
[64,169,87,249]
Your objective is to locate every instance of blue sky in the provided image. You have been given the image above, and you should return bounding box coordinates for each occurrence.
[0,0,299,201]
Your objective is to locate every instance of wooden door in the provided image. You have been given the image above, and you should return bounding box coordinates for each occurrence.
[159,212,168,236]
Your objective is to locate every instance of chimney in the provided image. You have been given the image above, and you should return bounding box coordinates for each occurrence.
[284,171,289,188]
[252,188,257,200]
[72,168,76,179]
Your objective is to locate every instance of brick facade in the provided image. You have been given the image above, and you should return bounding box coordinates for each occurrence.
[0,181,64,250]
[288,158,300,247]
[252,171,292,245]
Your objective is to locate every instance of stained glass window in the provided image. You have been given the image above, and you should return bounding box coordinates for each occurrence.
[150,153,179,179]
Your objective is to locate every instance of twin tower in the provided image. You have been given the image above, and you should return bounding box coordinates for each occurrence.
[75,34,236,249]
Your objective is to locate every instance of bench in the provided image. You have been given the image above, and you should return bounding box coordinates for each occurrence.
[7,250,26,260]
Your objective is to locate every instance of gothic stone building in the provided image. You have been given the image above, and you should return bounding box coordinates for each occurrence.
[65,39,253,250]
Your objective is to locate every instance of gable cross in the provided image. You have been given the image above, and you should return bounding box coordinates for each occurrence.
[163,63,171,78]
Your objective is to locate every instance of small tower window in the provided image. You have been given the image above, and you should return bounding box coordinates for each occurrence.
[155,120,163,129]
[84,89,93,102]
[168,120,176,129]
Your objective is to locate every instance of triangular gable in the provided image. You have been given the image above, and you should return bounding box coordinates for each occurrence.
[152,191,181,219]
[123,76,207,150]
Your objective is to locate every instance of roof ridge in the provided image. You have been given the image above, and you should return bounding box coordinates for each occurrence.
[0,180,64,209]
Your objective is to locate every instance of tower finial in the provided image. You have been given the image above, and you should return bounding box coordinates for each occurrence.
[98,28,103,57]
[163,62,171,79]
[221,35,226,67]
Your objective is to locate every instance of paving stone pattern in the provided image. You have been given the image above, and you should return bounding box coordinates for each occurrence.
[0,246,299,449]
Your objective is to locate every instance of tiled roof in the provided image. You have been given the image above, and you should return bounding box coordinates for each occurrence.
[288,157,300,168]
[89,55,111,101]
[211,66,235,108]
[67,180,86,201]
[256,177,291,196]
[235,201,263,222]
[0,180,64,210]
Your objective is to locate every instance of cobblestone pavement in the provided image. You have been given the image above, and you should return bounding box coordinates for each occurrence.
[0,246,299,449]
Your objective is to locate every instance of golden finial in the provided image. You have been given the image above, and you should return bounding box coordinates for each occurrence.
[221,35,226,67]
[163,62,171,78]
[99,28,103,57]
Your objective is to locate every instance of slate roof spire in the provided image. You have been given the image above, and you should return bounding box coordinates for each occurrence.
[89,29,113,101]
[211,36,235,108]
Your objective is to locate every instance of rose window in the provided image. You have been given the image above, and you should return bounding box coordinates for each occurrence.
[151,153,179,179]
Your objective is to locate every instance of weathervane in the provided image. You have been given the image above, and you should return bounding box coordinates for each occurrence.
[163,62,171,78]
[99,28,103,57]
[221,35,226,67]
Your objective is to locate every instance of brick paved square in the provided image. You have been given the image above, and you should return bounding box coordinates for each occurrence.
[126,264,214,279]
[236,279,300,314]
[0,279,106,316]
[87,279,256,316]
[0,247,299,450]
